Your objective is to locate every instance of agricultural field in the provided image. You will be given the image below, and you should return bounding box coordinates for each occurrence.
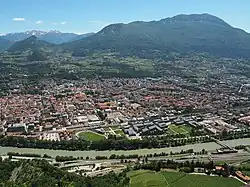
[168,125,190,136]
[77,131,105,141]
[128,170,243,187]
[60,53,156,77]
[129,170,167,187]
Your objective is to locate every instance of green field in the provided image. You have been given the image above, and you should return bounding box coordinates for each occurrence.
[129,170,243,187]
[78,131,105,141]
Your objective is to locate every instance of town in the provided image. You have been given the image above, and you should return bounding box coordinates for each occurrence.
[0,76,250,143]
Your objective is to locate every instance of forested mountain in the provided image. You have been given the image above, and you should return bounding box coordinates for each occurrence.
[63,13,250,58]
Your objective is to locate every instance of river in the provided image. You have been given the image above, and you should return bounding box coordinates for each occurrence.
[0,138,250,158]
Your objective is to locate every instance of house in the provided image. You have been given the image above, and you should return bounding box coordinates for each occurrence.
[194,167,206,173]
[214,166,225,172]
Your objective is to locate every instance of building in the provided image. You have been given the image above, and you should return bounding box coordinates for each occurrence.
[235,171,250,182]
[76,116,88,123]
[87,115,99,122]
[124,128,136,136]
[0,125,4,135]
[7,123,27,134]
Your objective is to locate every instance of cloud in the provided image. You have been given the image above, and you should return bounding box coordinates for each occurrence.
[12,17,25,21]
[52,21,66,25]
[36,20,43,24]
[60,21,67,25]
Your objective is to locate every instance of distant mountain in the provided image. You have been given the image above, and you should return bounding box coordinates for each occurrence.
[2,30,93,44]
[7,35,55,53]
[69,32,95,42]
[0,37,12,52]
[64,13,250,59]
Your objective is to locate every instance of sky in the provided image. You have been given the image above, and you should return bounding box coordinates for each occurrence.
[0,0,250,34]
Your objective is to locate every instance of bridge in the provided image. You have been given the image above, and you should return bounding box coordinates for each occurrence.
[211,137,234,150]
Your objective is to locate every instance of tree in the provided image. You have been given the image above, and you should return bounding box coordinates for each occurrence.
[154,162,161,172]
[201,149,206,154]
[145,157,148,163]
[221,129,228,138]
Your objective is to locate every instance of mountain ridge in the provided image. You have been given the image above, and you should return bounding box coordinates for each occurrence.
[63,13,250,59]
[2,13,250,59]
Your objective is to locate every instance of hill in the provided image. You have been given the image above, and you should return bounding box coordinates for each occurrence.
[63,13,250,59]
[7,35,55,53]
[2,30,93,44]
[0,159,129,187]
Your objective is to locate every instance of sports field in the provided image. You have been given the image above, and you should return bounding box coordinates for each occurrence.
[77,131,105,141]
[168,125,190,136]
[129,170,243,187]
